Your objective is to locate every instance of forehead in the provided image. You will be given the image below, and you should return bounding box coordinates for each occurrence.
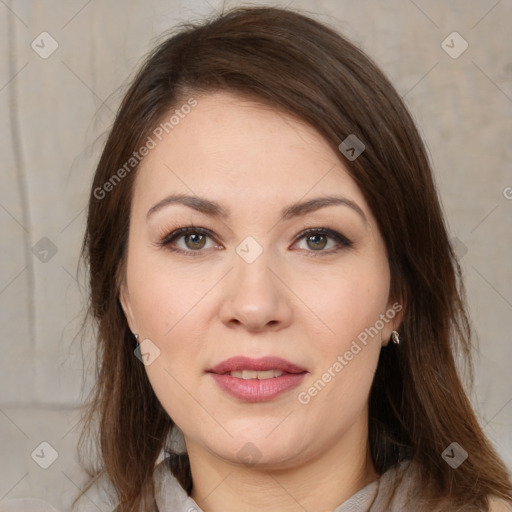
[133,90,370,218]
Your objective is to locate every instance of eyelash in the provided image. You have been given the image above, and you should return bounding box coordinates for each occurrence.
[156,225,353,257]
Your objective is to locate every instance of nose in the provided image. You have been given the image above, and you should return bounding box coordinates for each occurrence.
[219,251,293,332]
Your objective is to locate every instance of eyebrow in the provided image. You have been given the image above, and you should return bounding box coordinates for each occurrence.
[146,193,367,224]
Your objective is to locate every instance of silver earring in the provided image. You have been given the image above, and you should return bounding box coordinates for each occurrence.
[391,330,400,345]
[133,333,139,348]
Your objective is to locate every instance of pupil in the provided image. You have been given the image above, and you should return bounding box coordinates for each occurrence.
[308,235,326,250]
[187,234,204,249]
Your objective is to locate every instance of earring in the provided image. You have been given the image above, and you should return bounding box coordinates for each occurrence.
[133,332,139,349]
[391,330,400,345]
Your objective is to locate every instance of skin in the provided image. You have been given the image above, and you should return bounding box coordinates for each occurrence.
[120,90,404,512]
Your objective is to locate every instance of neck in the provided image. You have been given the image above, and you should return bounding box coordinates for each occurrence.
[186,420,378,512]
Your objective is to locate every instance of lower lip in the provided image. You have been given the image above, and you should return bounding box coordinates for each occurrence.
[209,372,307,402]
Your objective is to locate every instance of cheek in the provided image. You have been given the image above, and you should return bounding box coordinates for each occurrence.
[301,258,389,409]
[294,257,390,350]
[125,253,208,411]
[126,249,212,340]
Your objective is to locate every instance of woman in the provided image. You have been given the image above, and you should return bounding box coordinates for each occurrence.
[77,5,512,512]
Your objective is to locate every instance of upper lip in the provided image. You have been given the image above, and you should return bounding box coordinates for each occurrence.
[207,356,308,375]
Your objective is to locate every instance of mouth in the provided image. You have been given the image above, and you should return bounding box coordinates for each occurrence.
[206,355,308,376]
[206,356,308,402]
[228,369,288,379]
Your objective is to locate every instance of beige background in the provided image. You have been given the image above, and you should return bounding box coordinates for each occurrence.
[1,0,511,510]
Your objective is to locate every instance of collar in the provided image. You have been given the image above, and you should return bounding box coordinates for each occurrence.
[153,457,412,512]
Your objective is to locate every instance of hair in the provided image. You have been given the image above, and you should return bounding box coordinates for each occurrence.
[77,5,512,512]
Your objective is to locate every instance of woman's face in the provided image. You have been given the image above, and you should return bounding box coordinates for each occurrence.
[120,90,403,469]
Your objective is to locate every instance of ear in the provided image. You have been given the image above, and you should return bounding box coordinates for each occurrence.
[381,294,407,347]
[119,281,138,335]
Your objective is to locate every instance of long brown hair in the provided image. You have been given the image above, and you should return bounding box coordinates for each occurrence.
[78,5,512,511]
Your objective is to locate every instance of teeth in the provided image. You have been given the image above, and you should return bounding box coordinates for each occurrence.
[229,370,284,380]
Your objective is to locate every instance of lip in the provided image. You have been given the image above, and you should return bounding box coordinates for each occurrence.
[206,356,308,375]
[206,356,308,403]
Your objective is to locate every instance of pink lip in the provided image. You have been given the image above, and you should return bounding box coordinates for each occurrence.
[206,356,307,375]
[206,356,308,403]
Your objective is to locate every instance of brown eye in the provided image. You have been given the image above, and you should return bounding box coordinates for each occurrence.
[159,226,217,255]
[184,233,207,250]
[293,228,353,256]
[305,234,328,251]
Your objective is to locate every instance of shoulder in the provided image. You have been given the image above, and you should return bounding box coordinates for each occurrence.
[373,459,512,512]
[73,457,182,512]
[488,496,512,512]
[369,458,417,510]
[71,472,118,512]
[0,499,60,511]
[153,456,203,512]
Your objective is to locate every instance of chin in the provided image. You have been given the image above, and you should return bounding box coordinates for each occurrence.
[210,432,306,469]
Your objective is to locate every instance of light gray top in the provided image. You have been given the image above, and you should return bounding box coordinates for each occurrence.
[151,456,511,512]
[154,457,413,511]
[69,456,512,512]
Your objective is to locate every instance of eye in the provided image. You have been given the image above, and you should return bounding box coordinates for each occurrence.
[292,228,353,256]
[157,226,352,256]
[157,226,219,256]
